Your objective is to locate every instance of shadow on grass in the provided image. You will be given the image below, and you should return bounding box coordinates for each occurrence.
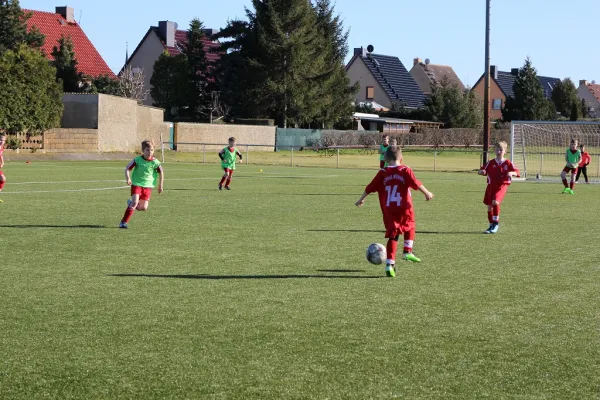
[0,224,106,229]
[317,269,367,273]
[109,273,383,280]
[308,229,384,233]
[417,231,482,235]
[275,193,355,196]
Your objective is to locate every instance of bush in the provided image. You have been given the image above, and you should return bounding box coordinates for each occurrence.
[5,135,21,150]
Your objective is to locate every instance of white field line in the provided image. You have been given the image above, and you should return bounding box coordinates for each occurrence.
[3,186,129,194]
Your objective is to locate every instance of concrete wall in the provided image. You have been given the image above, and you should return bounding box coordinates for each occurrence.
[44,128,98,152]
[472,78,505,120]
[136,104,170,147]
[346,57,391,108]
[126,30,165,107]
[61,94,99,128]
[176,123,276,151]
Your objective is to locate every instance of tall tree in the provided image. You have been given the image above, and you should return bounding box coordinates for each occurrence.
[422,77,483,128]
[150,51,191,120]
[502,58,551,121]
[0,44,63,133]
[182,18,212,120]
[580,98,589,119]
[117,66,149,104]
[51,35,85,93]
[92,74,120,95]
[0,0,45,56]
[570,100,580,121]
[551,78,578,118]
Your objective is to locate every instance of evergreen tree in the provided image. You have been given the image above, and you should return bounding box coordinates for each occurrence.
[150,51,191,120]
[551,78,578,118]
[182,19,211,120]
[0,0,45,56]
[0,44,63,133]
[51,35,85,92]
[422,77,483,128]
[92,74,120,95]
[502,58,549,121]
[570,100,580,121]
[580,98,589,119]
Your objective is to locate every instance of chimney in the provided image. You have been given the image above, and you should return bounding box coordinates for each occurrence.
[56,6,75,23]
[580,80,588,87]
[414,58,422,66]
[511,68,519,76]
[490,65,498,80]
[158,21,178,47]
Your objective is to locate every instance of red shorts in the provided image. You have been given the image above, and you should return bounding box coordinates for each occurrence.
[223,168,234,175]
[483,184,508,205]
[563,166,578,174]
[383,208,415,238]
[131,185,152,201]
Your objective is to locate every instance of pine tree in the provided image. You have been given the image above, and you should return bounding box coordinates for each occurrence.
[51,35,85,93]
[580,98,589,119]
[551,78,578,118]
[150,51,191,120]
[0,0,45,56]
[570,100,580,121]
[182,19,211,120]
[502,58,549,121]
[92,74,120,95]
[422,76,483,128]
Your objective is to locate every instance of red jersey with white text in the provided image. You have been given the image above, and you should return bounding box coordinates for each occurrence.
[481,158,519,186]
[365,166,422,212]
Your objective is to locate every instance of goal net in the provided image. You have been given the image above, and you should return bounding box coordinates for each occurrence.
[510,121,600,182]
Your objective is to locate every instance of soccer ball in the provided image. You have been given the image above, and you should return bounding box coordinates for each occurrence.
[366,243,386,265]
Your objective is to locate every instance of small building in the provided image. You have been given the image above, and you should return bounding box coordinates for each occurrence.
[410,58,465,95]
[577,80,600,118]
[471,66,560,120]
[25,6,115,78]
[353,113,443,133]
[123,20,221,106]
[346,46,425,110]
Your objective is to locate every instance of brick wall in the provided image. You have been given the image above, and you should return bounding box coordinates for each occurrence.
[44,128,98,152]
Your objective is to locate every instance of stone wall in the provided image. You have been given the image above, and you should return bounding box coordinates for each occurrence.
[44,128,98,152]
[175,123,276,151]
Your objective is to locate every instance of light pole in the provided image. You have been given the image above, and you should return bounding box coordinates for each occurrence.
[483,0,491,164]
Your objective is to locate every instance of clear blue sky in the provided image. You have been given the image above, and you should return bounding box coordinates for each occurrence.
[22,0,599,86]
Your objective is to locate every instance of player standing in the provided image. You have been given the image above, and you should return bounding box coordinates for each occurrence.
[379,135,390,169]
[355,146,434,277]
[561,138,581,194]
[478,141,520,234]
[218,137,243,190]
[575,144,591,184]
[0,134,6,203]
[119,140,164,229]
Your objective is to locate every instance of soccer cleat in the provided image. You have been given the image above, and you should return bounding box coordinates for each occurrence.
[402,253,421,263]
[489,223,499,234]
[561,187,570,194]
[119,221,128,229]
[483,224,493,234]
[224,186,231,190]
[385,264,396,277]
[218,185,222,190]
[569,189,575,195]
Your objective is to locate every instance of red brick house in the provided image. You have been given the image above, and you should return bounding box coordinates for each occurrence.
[24,6,115,78]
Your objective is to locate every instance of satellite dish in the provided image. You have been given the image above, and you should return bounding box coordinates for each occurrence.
[367,45,374,53]
[593,80,597,84]
[425,58,431,65]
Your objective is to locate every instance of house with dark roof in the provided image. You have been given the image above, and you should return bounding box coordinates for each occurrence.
[471,66,561,120]
[577,80,600,118]
[24,6,115,78]
[409,58,465,95]
[123,21,221,106]
[346,46,425,110]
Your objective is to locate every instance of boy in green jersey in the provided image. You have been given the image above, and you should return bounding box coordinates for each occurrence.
[561,138,581,194]
[119,140,164,228]
[379,135,390,169]
[218,137,243,190]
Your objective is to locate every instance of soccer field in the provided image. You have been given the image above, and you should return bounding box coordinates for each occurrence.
[1,160,599,399]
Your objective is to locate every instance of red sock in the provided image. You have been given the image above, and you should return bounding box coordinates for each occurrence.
[219,176,226,186]
[487,211,493,223]
[403,230,415,253]
[570,180,575,190]
[225,177,232,186]
[562,179,568,188]
[0,180,5,190]
[492,205,500,223]
[122,207,135,223]
[386,238,398,262]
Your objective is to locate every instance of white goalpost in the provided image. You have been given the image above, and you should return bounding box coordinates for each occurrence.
[510,121,600,182]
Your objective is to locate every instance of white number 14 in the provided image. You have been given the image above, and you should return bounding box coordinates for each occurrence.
[385,185,402,206]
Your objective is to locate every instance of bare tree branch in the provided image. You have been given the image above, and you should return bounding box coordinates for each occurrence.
[118,66,150,104]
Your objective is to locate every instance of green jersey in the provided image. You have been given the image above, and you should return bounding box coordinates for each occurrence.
[379,144,389,161]
[128,156,162,188]
[565,148,581,166]
[221,147,239,170]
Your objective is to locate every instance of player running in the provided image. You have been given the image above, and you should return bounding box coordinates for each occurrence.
[218,137,243,190]
[561,138,581,194]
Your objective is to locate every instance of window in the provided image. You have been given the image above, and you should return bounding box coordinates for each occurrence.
[492,99,502,110]
[366,86,374,100]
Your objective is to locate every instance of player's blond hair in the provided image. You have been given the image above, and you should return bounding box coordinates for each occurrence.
[495,141,508,151]
[384,145,402,162]
[141,139,155,150]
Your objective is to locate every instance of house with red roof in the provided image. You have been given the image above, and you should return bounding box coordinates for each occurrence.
[24,6,115,78]
[577,80,600,118]
[123,21,221,106]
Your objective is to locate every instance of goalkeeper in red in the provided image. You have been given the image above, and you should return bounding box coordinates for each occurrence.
[478,141,520,234]
[119,139,164,229]
[561,138,581,193]
[355,146,434,277]
[218,137,243,190]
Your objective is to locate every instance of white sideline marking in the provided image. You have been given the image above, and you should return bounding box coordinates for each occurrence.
[3,186,129,194]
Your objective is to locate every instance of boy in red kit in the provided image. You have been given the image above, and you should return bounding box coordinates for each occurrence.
[119,140,164,229]
[575,144,591,184]
[0,134,6,202]
[478,141,520,234]
[218,137,243,190]
[355,146,434,277]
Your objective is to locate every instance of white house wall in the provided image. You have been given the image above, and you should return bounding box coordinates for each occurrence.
[126,31,166,107]
[346,57,391,108]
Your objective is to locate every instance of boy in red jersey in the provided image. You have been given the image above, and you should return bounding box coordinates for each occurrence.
[478,141,520,234]
[355,146,434,277]
[575,144,591,184]
[119,140,164,229]
[0,134,6,202]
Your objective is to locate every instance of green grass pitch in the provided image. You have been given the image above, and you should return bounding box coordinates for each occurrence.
[1,159,599,399]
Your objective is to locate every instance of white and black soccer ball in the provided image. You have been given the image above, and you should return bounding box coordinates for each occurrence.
[366,243,386,265]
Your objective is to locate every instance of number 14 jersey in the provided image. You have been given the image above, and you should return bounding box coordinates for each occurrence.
[365,165,422,212]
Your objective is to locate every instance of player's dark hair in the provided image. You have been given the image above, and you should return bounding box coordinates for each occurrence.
[384,145,402,162]
[228,137,236,142]
[141,139,154,150]
[571,138,578,144]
